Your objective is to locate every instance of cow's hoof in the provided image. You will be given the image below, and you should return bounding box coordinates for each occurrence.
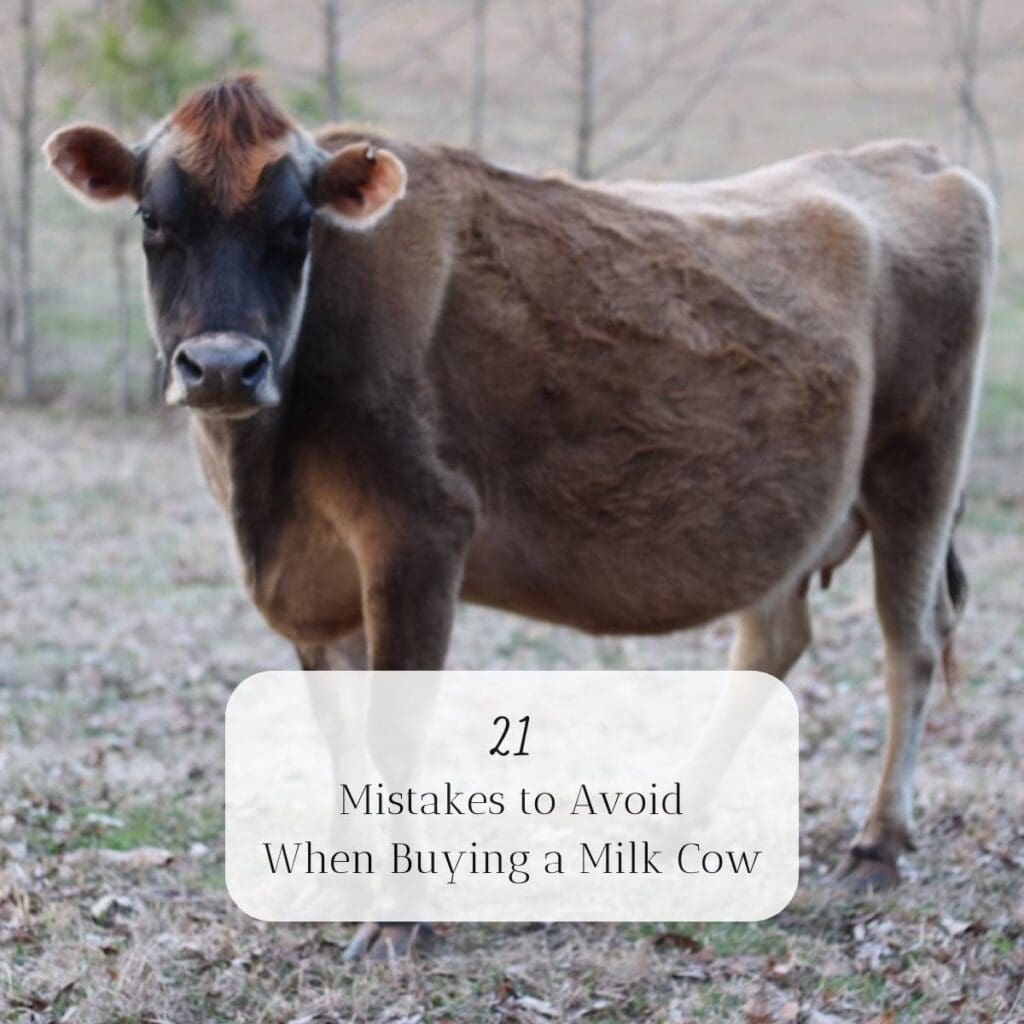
[835,847,901,892]
[343,921,436,963]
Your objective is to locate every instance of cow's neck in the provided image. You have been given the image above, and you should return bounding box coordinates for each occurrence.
[191,403,289,590]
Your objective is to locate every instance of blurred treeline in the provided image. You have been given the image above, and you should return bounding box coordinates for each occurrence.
[0,0,1020,412]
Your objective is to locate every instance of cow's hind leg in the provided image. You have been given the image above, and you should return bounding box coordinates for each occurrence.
[840,435,971,891]
[672,586,812,812]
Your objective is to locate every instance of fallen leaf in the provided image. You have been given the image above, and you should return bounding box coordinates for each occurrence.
[566,999,613,1021]
[743,995,773,1024]
[806,1011,851,1024]
[9,992,49,1011]
[939,915,973,937]
[89,893,134,924]
[495,977,517,1002]
[99,846,173,868]
[513,994,558,1018]
[84,813,124,830]
[653,931,703,954]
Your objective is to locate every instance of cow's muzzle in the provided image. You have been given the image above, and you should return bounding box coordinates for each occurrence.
[166,333,279,416]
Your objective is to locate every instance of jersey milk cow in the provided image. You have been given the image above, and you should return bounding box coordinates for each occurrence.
[45,75,995,959]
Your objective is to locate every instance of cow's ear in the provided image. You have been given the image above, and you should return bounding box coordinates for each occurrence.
[43,124,137,207]
[315,142,407,231]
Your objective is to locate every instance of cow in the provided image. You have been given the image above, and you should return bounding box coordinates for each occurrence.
[45,74,995,960]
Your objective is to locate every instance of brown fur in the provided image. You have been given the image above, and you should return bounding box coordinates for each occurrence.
[228,131,990,897]
[180,133,993,713]
[170,74,293,211]
[44,78,998,926]
[177,129,993,684]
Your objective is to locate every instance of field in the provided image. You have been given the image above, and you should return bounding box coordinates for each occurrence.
[1,293,1022,1020]
[3,0,1024,1019]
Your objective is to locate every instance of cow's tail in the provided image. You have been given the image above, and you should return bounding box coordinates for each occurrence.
[939,498,969,690]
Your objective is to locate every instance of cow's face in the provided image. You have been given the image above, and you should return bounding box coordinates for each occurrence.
[43,78,407,419]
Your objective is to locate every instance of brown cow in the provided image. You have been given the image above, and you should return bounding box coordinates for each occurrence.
[45,75,995,959]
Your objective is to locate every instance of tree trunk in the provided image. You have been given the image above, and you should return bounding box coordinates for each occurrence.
[324,0,342,121]
[112,220,132,414]
[575,0,596,179]
[660,0,679,167]
[0,113,13,388]
[10,0,38,401]
[956,0,983,168]
[469,0,488,151]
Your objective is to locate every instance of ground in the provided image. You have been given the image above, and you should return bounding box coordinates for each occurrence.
[1,300,1022,1020]
[2,0,1023,1018]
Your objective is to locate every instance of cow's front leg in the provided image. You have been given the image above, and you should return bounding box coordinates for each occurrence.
[342,515,472,962]
[299,632,444,961]
[340,540,459,961]
[360,520,473,670]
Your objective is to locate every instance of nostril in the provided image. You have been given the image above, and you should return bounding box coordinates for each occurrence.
[240,349,269,387]
[175,348,204,384]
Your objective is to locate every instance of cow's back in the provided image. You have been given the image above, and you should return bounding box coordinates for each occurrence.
[602,140,996,435]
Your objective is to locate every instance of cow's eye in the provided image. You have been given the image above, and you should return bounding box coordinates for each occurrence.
[269,211,312,258]
[137,207,160,232]
[289,211,312,243]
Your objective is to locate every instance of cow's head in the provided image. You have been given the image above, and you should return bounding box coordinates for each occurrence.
[44,75,407,418]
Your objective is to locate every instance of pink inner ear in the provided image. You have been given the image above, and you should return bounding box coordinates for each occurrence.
[318,144,406,224]
[48,126,135,201]
[351,155,404,219]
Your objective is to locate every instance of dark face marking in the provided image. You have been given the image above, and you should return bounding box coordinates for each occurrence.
[143,156,313,417]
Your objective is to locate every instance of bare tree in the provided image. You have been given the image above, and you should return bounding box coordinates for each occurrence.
[925,0,1003,203]
[659,0,680,167]
[324,0,342,121]
[469,0,488,151]
[103,0,134,414]
[594,1,784,178]
[569,0,785,180]
[358,8,475,86]
[111,225,133,414]
[4,0,39,401]
[0,99,12,382]
[576,0,597,178]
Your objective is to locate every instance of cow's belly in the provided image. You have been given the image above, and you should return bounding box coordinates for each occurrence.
[461,394,867,634]
[463,494,849,635]
[462,529,751,634]
[462,507,829,636]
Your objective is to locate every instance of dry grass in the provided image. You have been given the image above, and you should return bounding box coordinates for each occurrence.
[0,381,1021,1023]
[2,1,1024,1019]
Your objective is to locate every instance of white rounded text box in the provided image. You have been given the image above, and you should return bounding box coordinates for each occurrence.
[225,671,799,922]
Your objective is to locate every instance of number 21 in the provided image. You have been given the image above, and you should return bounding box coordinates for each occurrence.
[490,715,530,756]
